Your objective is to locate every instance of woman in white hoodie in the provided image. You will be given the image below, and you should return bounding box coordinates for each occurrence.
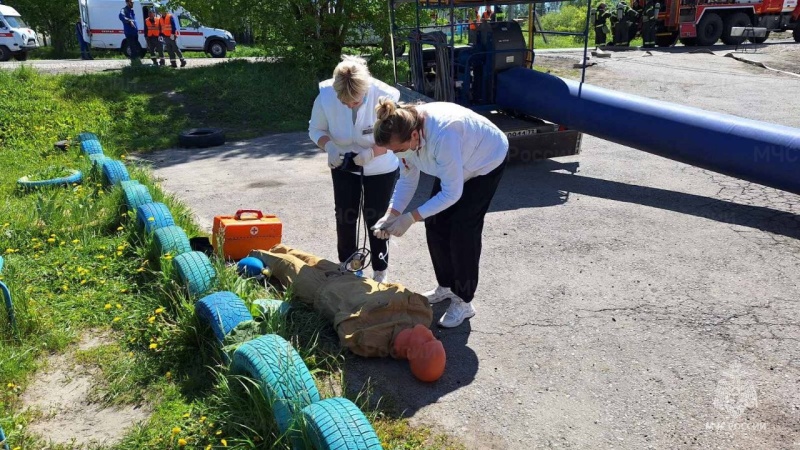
[308,56,400,282]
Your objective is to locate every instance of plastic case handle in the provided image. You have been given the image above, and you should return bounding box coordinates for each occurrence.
[235,209,263,220]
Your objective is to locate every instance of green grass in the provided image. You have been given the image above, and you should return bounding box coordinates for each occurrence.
[0,62,460,449]
[30,44,272,61]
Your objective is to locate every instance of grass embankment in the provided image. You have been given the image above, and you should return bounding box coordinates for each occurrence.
[0,60,458,449]
[30,44,272,60]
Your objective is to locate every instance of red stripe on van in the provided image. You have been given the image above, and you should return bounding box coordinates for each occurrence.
[0,33,13,37]
[90,29,124,34]
[179,31,203,36]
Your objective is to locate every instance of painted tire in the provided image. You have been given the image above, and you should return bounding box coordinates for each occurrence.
[17,170,82,189]
[300,398,383,450]
[119,179,141,190]
[135,202,175,234]
[89,154,110,166]
[195,291,253,342]
[80,139,104,156]
[173,251,217,297]
[77,132,98,142]
[153,225,191,257]
[123,183,153,213]
[102,159,130,186]
[231,335,320,435]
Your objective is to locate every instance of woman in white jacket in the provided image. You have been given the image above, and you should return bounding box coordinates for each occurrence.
[308,56,400,282]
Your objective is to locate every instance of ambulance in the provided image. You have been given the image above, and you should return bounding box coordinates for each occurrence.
[78,0,236,58]
[0,3,39,62]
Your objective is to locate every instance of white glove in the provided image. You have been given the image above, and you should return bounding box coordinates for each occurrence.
[170,35,176,41]
[372,211,397,240]
[353,148,374,166]
[324,141,344,168]
[384,213,416,237]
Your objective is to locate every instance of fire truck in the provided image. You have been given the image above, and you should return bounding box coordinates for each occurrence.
[652,0,800,46]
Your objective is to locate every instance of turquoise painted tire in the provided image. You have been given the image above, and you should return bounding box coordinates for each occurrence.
[173,251,217,297]
[301,398,383,450]
[80,139,103,156]
[89,154,110,166]
[119,179,141,190]
[101,159,130,186]
[17,170,82,189]
[231,335,320,435]
[123,183,153,212]
[195,291,253,342]
[77,132,98,142]
[153,225,191,256]
[135,202,174,234]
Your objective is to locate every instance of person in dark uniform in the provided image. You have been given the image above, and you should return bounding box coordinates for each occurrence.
[593,3,611,47]
[75,19,92,60]
[641,0,658,48]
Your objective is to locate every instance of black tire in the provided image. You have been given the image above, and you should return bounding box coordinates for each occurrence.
[80,139,104,156]
[17,170,83,189]
[195,291,253,342]
[12,52,28,62]
[136,202,175,234]
[231,335,320,435]
[679,37,697,46]
[794,27,800,43]
[178,128,226,148]
[695,13,724,46]
[173,251,218,297]
[749,31,770,44]
[300,398,383,450]
[153,225,192,257]
[721,12,752,45]
[0,46,10,62]
[656,33,679,47]
[101,159,131,186]
[123,183,153,212]
[208,40,227,58]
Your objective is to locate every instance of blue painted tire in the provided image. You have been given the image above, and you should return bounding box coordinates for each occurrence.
[231,335,320,435]
[301,398,383,450]
[17,170,82,189]
[89,154,110,166]
[80,139,104,156]
[195,291,253,342]
[119,179,140,190]
[77,132,98,142]
[153,225,191,256]
[173,251,217,297]
[102,159,130,186]
[135,202,175,234]
[123,184,153,213]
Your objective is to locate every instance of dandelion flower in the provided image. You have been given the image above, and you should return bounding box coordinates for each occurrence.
[4,249,12,254]
[95,255,105,259]
[149,343,158,350]
[148,316,155,323]
[113,317,121,322]
[172,426,181,435]
[221,438,228,447]
[50,233,56,237]
[2,223,8,227]
[166,371,172,379]
[128,351,134,357]
[104,303,112,310]
[136,267,145,273]
[72,239,80,244]
[155,307,164,314]
[182,413,190,418]
[117,245,125,251]
[47,238,56,243]
[121,154,127,159]
[7,382,15,388]
[116,303,122,309]
[147,217,155,222]
[62,285,69,292]
[215,430,222,436]
[199,416,207,423]
[117,226,124,231]
[116,251,123,256]
[206,445,212,450]
[178,438,187,447]
[120,289,128,293]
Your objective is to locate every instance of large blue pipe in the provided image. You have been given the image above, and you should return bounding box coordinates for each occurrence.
[496,67,800,196]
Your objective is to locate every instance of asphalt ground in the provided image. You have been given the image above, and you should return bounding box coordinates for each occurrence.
[132,41,797,449]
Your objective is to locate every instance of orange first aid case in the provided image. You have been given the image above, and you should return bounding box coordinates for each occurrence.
[212,210,282,260]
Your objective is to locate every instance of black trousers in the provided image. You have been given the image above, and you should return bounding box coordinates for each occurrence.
[425,160,506,303]
[331,168,397,271]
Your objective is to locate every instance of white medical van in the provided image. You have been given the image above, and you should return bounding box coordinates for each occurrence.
[0,3,39,62]
[79,0,236,58]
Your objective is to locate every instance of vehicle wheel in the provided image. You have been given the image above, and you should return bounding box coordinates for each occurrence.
[749,31,770,44]
[123,183,153,213]
[794,27,800,43]
[178,128,226,148]
[173,251,217,297]
[17,170,83,189]
[136,202,175,234]
[0,46,10,62]
[77,132,98,142]
[153,225,192,257]
[655,32,678,47]
[80,139,104,156]
[208,40,226,58]
[679,37,697,46]
[101,159,131,186]
[300,398,383,450]
[695,13,723,46]
[721,12,751,45]
[231,334,321,435]
[13,52,28,62]
[195,291,253,342]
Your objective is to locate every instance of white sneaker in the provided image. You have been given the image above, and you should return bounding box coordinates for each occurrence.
[438,296,476,328]
[373,269,388,283]
[422,285,453,304]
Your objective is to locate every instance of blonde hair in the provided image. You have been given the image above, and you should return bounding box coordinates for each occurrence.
[373,98,421,146]
[332,55,371,104]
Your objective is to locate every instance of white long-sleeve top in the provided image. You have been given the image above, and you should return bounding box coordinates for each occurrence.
[308,77,400,176]
[390,102,508,219]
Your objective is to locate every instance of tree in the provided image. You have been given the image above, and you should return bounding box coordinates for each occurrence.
[13,0,79,56]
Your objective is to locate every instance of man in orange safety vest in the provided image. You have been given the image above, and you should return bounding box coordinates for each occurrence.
[159,6,186,68]
[144,8,164,66]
